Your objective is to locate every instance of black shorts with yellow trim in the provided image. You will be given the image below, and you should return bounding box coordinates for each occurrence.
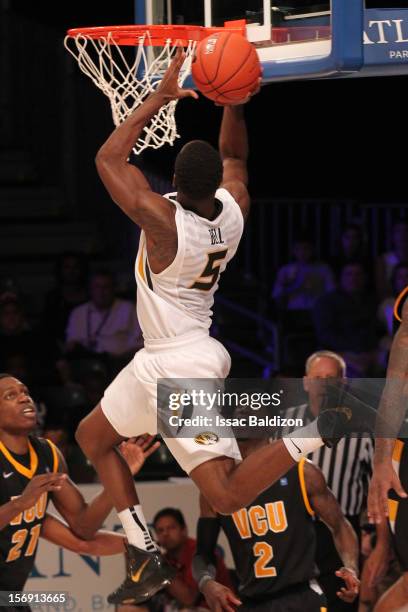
[388,439,408,571]
[238,581,327,612]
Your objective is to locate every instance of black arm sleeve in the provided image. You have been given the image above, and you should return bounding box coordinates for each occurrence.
[192,517,221,586]
[196,517,221,562]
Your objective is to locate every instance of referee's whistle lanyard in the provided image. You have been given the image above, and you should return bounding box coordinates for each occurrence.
[86,304,113,351]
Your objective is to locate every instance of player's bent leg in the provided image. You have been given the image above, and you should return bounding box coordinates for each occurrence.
[76,359,177,605]
[77,357,159,514]
[76,405,176,606]
[374,573,408,611]
[190,440,296,514]
[76,403,138,510]
[174,398,354,513]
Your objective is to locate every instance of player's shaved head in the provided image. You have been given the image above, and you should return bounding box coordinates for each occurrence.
[174,140,223,201]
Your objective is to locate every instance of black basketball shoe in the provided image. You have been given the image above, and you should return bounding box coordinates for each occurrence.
[317,380,379,447]
[107,543,177,605]
[317,404,352,448]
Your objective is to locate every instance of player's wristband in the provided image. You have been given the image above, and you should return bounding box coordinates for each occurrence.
[192,553,216,591]
[198,574,215,592]
[338,566,359,580]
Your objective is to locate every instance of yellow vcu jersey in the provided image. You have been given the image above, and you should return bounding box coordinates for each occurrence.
[0,436,59,590]
[135,188,244,340]
[219,459,317,601]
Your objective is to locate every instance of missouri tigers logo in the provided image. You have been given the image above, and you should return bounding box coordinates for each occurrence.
[194,432,219,445]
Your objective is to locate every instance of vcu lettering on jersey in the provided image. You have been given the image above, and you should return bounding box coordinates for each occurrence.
[0,436,58,590]
[7,492,47,562]
[219,459,316,600]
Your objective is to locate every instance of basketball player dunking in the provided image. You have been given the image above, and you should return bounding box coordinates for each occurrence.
[76,50,352,605]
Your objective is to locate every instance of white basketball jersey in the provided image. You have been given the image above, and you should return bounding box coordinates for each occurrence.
[135,188,244,340]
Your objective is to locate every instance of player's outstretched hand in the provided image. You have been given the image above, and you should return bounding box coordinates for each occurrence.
[156,48,199,102]
[368,459,407,524]
[201,580,242,612]
[119,434,161,476]
[20,473,67,510]
[335,567,360,603]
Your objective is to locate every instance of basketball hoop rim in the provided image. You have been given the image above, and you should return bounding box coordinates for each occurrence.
[65,23,246,47]
[63,20,248,154]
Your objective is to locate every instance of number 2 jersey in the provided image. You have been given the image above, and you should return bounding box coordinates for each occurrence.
[0,436,59,591]
[135,189,244,340]
[218,459,317,602]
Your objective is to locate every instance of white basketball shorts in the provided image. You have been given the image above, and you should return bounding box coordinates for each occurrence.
[101,331,242,474]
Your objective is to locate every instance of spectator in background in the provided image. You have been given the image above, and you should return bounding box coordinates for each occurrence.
[0,298,30,341]
[152,508,234,611]
[0,275,32,313]
[272,233,335,311]
[377,262,408,358]
[0,296,59,385]
[376,219,408,299]
[329,224,371,280]
[313,262,380,376]
[64,369,109,440]
[64,270,142,370]
[42,252,89,345]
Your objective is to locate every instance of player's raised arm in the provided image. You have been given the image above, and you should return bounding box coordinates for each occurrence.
[95,49,197,230]
[219,105,250,222]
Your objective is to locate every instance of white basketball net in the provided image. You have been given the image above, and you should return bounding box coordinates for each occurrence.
[64,32,196,154]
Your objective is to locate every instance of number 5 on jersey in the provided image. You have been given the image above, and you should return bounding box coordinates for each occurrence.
[190,249,228,291]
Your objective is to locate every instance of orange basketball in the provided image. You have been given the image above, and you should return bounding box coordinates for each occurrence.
[192,31,261,105]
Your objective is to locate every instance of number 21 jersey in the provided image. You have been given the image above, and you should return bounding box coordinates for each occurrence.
[0,436,59,591]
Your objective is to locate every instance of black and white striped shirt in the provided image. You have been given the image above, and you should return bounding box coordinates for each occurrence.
[276,404,374,516]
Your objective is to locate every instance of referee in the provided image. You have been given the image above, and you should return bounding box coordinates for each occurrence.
[275,350,389,612]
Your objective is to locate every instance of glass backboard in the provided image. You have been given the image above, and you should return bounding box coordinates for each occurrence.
[211,0,264,27]
[135,0,408,81]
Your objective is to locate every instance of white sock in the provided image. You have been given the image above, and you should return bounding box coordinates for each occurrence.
[118,505,157,551]
[282,419,324,462]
